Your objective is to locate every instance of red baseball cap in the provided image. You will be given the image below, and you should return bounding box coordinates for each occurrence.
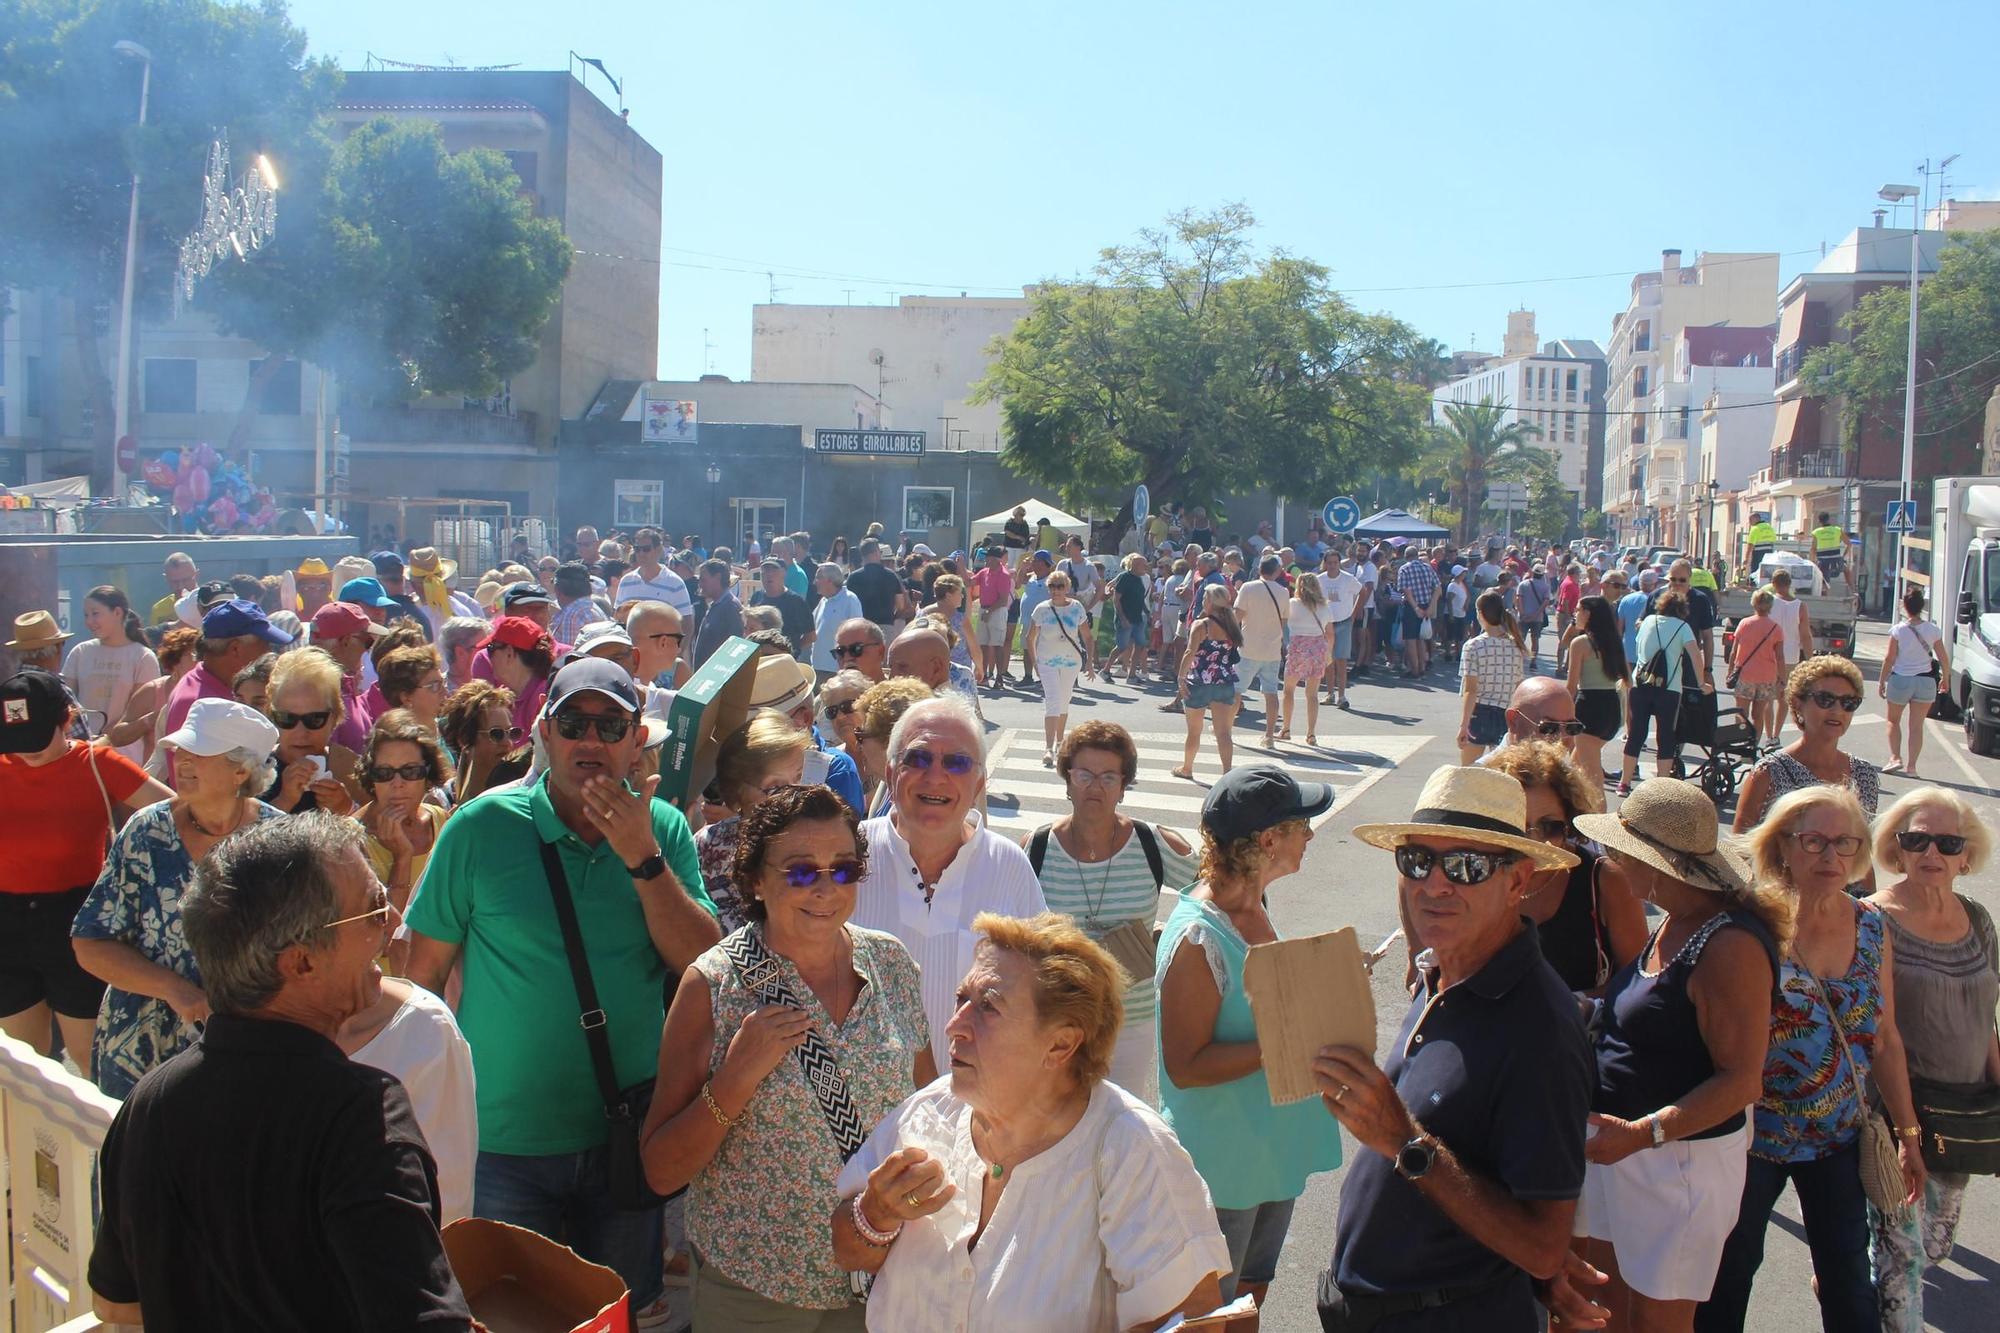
[479,616,551,654]
[310,602,386,641]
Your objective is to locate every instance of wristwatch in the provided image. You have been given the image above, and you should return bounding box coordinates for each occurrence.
[1647,1114,1667,1149]
[1394,1134,1437,1181]
[626,852,667,881]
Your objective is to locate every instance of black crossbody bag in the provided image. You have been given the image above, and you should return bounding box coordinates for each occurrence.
[538,842,665,1211]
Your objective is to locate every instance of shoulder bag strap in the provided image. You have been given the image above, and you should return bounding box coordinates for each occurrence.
[1132,821,1165,890]
[718,927,868,1161]
[1799,963,1870,1110]
[536,842,627,1115]
[1028,825,1052,876]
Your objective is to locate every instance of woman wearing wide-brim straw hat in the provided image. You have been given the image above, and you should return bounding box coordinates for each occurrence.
[1567,779,1787,1331]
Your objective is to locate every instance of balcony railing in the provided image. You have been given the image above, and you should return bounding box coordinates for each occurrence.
[1775,343,1808,384]
[343,405,540,447]
[1769,448,1845,480]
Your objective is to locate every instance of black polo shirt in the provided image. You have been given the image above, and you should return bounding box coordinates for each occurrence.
[848,560,905,627]
[89,1014,472,1332]
[1330,920,1591,1326]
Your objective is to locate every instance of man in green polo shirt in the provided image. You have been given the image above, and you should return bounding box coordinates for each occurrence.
[405,657,718,1315]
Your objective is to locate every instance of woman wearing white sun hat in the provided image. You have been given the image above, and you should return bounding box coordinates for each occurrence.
[1568,779,1789,1330]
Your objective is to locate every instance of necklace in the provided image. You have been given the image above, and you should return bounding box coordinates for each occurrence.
[184,800,245,839]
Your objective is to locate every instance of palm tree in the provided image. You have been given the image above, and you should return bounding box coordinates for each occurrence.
[1423,399,1554,543]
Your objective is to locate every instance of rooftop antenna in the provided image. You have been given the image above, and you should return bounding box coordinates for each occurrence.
[766,271,789,304]
[702,328,717,374]
[568,52,625,115]
[842,289,855,305]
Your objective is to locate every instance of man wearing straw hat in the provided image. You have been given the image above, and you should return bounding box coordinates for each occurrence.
[1314,765,1596,1332]
[293,558,335,620]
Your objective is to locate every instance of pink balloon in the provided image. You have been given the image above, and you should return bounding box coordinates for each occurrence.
[207,496,239,531]
[185,465,211,505]
[172,480,197,514]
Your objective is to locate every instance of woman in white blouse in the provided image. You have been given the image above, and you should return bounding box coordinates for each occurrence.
[832,912,1230,1332]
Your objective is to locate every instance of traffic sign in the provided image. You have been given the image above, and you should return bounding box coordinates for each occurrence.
[1132,484,1149,524]
[1885,500,1917,535]
[1322,496,1360,534]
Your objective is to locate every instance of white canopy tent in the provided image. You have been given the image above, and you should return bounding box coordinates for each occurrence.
[972,497,1089,538]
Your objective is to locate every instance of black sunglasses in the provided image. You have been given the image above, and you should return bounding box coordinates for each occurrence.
[271,710,332,731]
[822,699,858,719]
[833,642,876,659]
[367,762,433,784]
[778,859,867,889]
[481,726,526,744]
[552,712,636,743]
[1805,689,1862,713]
[1896,831,1967,856]
[1395,844,1518,886]
[1534,719,1588,738]
[1532,817,1570,842]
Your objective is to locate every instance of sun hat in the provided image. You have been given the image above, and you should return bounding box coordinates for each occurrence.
[1202,764,1336,843]
[407,547,459,584]
[1572,778,1751,894]
[295,556,333,579]
[161,697,281,762]
[473,580,506,612]
[311,602,389,641]
[331,555,376,587]
[1352,766,1580,871]
[6,609,69,653]
[0,669,70,753]
[748,654,815,716]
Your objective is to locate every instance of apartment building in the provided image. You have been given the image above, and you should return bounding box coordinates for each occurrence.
[1600,249,1779,542]
[1430,311,1607,512]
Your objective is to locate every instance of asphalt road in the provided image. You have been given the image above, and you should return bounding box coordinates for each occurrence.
[970,614,1999,1333]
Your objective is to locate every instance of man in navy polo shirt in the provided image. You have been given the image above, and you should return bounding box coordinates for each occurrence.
[1313,766,1596,1331]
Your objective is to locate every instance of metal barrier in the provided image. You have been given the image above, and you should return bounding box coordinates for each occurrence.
[0,1038,117,1332]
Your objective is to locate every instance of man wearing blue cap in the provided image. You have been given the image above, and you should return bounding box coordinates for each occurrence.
[368,551,434,639]
[340,575,406,627]
[161,601,293,760]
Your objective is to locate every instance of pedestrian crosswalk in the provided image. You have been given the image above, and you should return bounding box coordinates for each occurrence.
[983,729,1435,841]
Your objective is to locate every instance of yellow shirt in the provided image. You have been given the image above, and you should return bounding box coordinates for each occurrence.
[1746,522,1777,546]
[1812,525,1845,553]
[1037,525,1065,552]
[364,802,448,895]
[1690,569,1717,591]
[150,594,181,626]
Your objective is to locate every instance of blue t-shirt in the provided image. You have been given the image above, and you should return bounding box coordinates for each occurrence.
[1617,591,1650,664]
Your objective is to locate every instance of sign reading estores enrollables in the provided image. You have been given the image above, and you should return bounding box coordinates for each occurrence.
[813,429,926,456]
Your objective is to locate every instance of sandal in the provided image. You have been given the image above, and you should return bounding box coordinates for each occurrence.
[1305,734,1317,746]
[1278,728,1292,740]
[1170,767,1194,780]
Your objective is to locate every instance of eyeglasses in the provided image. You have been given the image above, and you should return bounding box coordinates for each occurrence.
[1533,719,1588,738]
[1896,831,1967,856]
[551,711,637,743]
[481,726,526,744]
[833,642,876,659]
[322,893,397,931]
[1804,690,1862,713]
[899,747,978,776]
[777,859,866,888]
[367,762,432,784]
[645,631,685,645]
[1394,844,1519,885]
[822,699,858,719]
[1067,769,1125,789]
[271,710,332,731]
[635,542,660,553]
[1787,831,1866,857]
[417,677,447,694]
[1532,817,1571,842]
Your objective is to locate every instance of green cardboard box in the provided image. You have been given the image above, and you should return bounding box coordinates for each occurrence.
[656,636,760,807]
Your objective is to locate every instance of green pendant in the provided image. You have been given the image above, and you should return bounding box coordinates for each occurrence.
[990,1161,1005,1179]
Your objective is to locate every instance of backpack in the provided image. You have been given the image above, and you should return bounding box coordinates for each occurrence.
[1028,821,1166,889]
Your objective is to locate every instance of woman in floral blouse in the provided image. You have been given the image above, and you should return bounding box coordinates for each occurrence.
[693,711,813,933]
[642,784,934,1331]
[71,699,284,1099]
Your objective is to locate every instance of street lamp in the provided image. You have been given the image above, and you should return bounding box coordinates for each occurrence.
[1880,182,1920,600]
[1706,477,1720,562]
[704,463,721,544]
[111,39,153,500]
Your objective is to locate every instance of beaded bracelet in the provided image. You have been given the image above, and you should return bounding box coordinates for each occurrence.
[850,1191,902,1247]
[700,1081,738,1128]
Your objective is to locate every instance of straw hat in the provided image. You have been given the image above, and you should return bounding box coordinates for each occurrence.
[6,610,70,653]
[473,580,505,612]
[331,555,376,587]
[407,546,459,584]
[1573,778,1751,894]
[1353,765,1580,871]
[295,556,333,579]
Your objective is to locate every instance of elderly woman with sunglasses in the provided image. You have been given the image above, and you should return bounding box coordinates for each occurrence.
[355,709,454,918]
[815,669,869,760]
[263,647,362,815]
[1484,741,1648,994]
[1732,655,1880,837]
[437,680,531,802]
[643,784,933,1331]
[1698,785,1925,1333]
[1863,787,1999,1331]
[696,711,814,933]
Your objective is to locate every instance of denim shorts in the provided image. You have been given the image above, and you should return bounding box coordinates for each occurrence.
[1332,620,1353,659]
[1185,680,1238,709]
[1115,614,1148,651]
[1885,672,1938,705]
[1216,1196,1297,1297]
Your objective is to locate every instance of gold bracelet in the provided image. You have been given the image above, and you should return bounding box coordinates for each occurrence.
[700,1080,738,1128]
[1893,1124,1920,1141]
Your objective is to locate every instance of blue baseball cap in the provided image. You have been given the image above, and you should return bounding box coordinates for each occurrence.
[200,598,293,646]
[369,549,405,573]
[338,577,399,610]
[1031,549,1054,565]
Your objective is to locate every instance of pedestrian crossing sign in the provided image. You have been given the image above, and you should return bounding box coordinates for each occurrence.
[1885,500,1917,535]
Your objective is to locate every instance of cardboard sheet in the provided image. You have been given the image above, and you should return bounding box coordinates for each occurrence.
[442,1217,628,1333]
[655,635,759,808]
[1241,926,1378,1106]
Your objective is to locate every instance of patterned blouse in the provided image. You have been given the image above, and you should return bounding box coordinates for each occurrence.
[687,924,930,1309]
[693,816,752,934]
[1754,900,1885,1163]
[1183,634,1240,686]
[1744,750,1881,826]
[71,800,285,1100]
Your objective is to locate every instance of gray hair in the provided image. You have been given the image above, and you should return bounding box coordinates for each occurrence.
[183,813,366,1015]
[886,694,984,771]
[742,604,782,633]
[817,668,871,709]
[439,616,489,660]
[221,745,279,798]
[815,562,846,585]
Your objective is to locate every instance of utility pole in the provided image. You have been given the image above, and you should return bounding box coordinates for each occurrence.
[938,415,956,451]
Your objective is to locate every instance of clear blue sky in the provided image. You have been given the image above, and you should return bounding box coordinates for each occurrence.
[286,0,2000,383]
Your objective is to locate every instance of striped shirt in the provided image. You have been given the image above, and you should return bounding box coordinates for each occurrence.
[1034,825,1196,1027]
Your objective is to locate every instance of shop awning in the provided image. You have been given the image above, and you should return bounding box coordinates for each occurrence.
[1777,296,1807,350]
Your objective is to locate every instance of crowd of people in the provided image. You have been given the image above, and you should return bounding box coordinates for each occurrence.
[0,516,1991,1333]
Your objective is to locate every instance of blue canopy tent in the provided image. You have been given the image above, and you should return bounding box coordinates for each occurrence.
[1353,507,1451,540]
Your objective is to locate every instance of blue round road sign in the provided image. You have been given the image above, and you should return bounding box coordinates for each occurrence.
[1322,496,1360,534]
[1133,484,1150,524]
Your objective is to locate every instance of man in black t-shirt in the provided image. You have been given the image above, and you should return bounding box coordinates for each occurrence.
[751,559,814,659]
[845,537,907,632]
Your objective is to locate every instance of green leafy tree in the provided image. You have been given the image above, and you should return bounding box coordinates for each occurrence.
[1518,450,1574,544]
[974,205,1436,541]
[1802,230,2000,476]
[1421,399,1551,541]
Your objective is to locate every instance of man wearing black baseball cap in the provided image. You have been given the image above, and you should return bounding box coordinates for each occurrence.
[401,657,720,1309]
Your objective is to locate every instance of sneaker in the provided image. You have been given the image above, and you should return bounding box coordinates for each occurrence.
[635,1294,688,1332]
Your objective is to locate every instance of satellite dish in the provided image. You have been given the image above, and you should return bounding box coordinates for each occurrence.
[869,349,886,366]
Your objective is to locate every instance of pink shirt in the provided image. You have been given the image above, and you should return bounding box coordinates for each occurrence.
[161,663,235,783]
[1557,577,1581,613]
[970,565,1014,610]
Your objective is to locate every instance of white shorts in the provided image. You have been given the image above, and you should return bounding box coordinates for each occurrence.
[975,609,1012,648]
[1040,665,1080,716]
[1574,1121,1749,1302]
